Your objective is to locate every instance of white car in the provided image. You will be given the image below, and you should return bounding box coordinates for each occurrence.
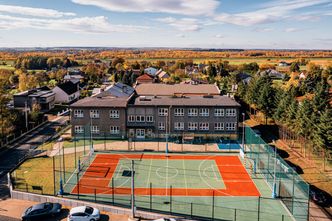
[67,206,100,221]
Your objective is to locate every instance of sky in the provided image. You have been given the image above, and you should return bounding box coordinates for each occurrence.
[0,0,332,49]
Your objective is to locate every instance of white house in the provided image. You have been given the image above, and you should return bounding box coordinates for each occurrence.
[144,67,158,76]
[52,81,80,104]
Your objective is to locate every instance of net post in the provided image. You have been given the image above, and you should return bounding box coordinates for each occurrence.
[190,202,193,219]
[112,178,114,205]
[150,182,152,211]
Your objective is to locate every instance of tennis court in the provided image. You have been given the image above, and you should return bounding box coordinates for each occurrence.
[62,152,294,221]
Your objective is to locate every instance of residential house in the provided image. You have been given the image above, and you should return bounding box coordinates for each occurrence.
[157,70,170,81]
[278,61,290,67]
[136,73,154,84]
[14,86,55,112]
[52,81,80,104]
[257,69,286,80]
[92,83,135,98]
[144,67,158,76]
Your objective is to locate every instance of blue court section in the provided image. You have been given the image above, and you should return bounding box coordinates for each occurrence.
[217,140,241,150]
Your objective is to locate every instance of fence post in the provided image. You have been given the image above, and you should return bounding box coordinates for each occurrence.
[257,196,261,221]
[191,203,193,219]
[291,172,295,214]
[234,208,237,221]
[76,172,79,199]
[282,214,284,221]
[170,185,172,214]
[104,132,106,151]
[74,137,77,168]
[94,189,97,203]
[150,182,152,211]
[212,190,215,221]
[62,143,65,182]
[112,178,114,205]
[53,157,56,196]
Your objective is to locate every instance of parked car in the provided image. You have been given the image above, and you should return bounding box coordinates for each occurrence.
[153,218,177,221]
[68,206,100,221]
[21,202,62,221]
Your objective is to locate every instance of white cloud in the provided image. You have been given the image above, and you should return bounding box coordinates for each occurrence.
[0,4,75,18]
[284,27,301,32]
[0,14,148,33]
[71,0,219,16]
[214,34,224,38]
[253,27,274,32]
[176,34,186,38]
[214,0,332,26]
[156,17,202,31]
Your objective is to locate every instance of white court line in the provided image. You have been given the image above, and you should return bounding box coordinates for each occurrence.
[211,164,218,181]
[182,159,188,196]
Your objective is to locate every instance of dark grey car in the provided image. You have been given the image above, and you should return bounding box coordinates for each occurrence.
[21,202,62,221]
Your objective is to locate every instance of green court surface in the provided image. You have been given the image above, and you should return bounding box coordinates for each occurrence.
[111,159,225,189]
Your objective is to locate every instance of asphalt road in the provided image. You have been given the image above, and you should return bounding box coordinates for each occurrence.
[0,116,68,199]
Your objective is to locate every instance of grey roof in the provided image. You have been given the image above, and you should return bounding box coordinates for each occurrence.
[134,95,240,107]
[94,83,135,98]
[70,96,128,108]
[135,84,220,96]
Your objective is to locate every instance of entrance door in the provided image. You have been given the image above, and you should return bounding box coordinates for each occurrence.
[136,129,145,139]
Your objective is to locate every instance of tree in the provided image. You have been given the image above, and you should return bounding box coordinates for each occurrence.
[257,78,276,124]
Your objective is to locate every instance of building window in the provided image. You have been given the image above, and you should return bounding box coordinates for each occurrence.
[214,109,224,117]
[174,108,184,117]
[146,115,154,122]
[158,108,168,116]
[226,122,237,131]
[74,125,84,134]
[158,122,165,130]
[188,122,198,131]
[214,122,224,131]
[199,108,209,117]
[74,110,84,118]
[109,110,119,119]
[226,109,236,117]
[128,115,135,122]
[174,122,184,130]
[188,108,198,117]
[90,110,99,119]
[199,122,209,131]
[91,125,99,134]
[110,126,120,134]
[136,115,145,122]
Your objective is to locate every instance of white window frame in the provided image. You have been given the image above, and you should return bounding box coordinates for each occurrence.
[158,108,168,116]
[128,115,135,122]
[109,110,119,119]
[158,122,165,130]
[214,122,224,131]
[90,110,99,119]
[136,115,145,122]
[91,125,99,134]
[74,125,84,134]
[188,108,198,117]
[174,108,184,117]
[199,122,209,131]
[214,109,224,117]
[188,122,198,131]
[110,126,120,134]
[146,115,154,122]
[74,109,84,118]
[226,109,236,117]
[225,122,237,131]
[199,108,209,117]
[174,122,184,130]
